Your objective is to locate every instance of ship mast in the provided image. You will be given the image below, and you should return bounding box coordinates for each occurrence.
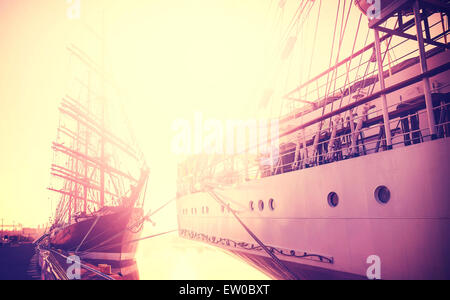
[48,2,149,227]
[84,70,90,213]
[100,8,106,208]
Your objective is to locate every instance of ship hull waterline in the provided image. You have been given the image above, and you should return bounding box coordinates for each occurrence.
[176,138,450,280]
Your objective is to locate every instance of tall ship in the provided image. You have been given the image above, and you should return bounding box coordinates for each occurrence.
[176,0,450,279]
[35,10,149,280]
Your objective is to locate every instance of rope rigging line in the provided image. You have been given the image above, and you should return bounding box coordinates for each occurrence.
[75,215,100,253]
[339,13,368,111]
[293,1,316,72]
[321,0,354,129]
[304,0,322,100]
[279,0,316,116]
[143,197,177,220]
[76,229,178,253]
[114,82,146,164]
[331,1,353,97]
[319,0,341,131]
[207,189,303,280]
[261,1,299,115]
[273,0,310,62]
[328,12,363,128]
[340,29,372,121]
[279,0,307,49]
[79,197,176,253]
[338,16,399,126]
[140,175,149,208]
[279,11,303,117]
[263,0,318,115]
[367,18,400,97]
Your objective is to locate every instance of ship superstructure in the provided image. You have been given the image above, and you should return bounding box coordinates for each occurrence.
[176,0,450,279]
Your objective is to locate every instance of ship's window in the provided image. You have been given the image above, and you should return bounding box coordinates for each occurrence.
[375,186,391,204]
[327,192,339,207]
[221,205,225,213]
[206,206,209,214]
[269,198,275,210]
[258,200,264,211]
[249,201,254,211]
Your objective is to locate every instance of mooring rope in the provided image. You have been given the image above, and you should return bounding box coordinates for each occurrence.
[78,229,178,253]
[75,215,100,253]
[81,197,177,253]
[207,189,303,280]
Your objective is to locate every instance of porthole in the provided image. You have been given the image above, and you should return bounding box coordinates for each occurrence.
[249,201,254,211]
[269,198,275,210]
[375,185,390,204]
[258,200,264,211]
[327,192,339,207]
[205,206,209,214]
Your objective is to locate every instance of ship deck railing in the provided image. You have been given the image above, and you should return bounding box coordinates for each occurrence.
[177,93,450,195]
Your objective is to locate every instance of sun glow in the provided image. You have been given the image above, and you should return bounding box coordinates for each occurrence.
[100,0,285,222]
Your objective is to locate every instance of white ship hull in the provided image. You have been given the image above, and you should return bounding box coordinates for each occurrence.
[176,137,450,280]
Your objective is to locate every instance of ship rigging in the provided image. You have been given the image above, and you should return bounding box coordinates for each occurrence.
[176,0,450,280]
